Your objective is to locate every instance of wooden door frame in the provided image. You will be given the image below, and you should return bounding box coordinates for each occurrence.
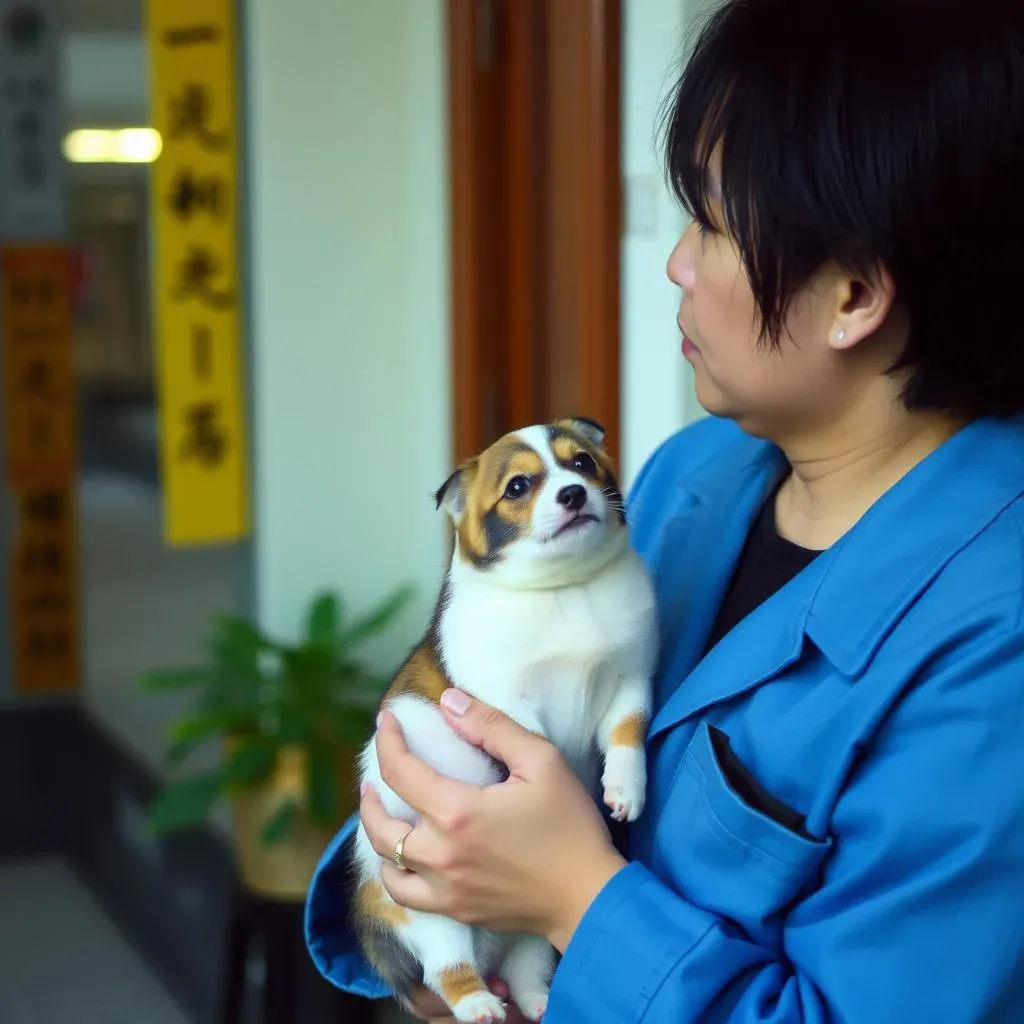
[575,0,622,467]
[446,0,622,466]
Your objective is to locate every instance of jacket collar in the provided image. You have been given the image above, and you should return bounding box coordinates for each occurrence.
[806,415,1024,674]
[646,415,1024,738]
[644,431,788,725]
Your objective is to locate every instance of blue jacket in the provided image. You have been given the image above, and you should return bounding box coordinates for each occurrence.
[305,413,1024,1022]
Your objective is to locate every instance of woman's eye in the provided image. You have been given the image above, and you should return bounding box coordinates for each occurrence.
[572,452,597,474]
[504,475,531,499]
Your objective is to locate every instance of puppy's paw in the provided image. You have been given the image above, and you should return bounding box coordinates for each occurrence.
[452,991,507,1023]
[602,745,647,823]
[513,988,549,1021]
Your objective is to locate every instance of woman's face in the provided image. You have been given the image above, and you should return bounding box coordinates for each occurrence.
[666,182,862,441]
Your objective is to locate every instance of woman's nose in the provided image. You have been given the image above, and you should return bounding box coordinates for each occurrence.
[666,222,698,291]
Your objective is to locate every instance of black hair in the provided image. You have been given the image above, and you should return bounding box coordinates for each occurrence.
[660,0,1024,419]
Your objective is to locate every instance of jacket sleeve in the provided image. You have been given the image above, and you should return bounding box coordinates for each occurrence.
[544,624,1024,1023]
[303,815,393,1000]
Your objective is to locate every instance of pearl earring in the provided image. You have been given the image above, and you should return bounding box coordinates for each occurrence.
[836,330,846,341]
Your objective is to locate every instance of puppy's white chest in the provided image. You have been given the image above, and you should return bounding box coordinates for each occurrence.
[441,559,655,745]
[449,579,635,666]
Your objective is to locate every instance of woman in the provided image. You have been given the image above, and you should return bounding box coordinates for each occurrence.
[305,0,1024,1020]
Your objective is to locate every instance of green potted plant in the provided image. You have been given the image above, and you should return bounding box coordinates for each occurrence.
[139,585,414,898]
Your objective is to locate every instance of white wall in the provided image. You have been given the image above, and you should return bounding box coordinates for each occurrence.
[245,0,711,649]
[62,6,706,501]
[619,0,706,489]
[61,33,148,124]
[245,0,451,655]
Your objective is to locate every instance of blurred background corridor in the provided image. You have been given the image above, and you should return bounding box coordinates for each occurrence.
[0,1,706,1020]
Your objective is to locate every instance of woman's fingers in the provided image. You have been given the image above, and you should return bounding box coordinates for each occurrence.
[359,784,420,870]
[380,859,441,913]
[440,689,553,774]
[375,711,478,820]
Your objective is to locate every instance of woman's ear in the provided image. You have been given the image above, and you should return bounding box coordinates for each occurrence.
[829,264,898,351]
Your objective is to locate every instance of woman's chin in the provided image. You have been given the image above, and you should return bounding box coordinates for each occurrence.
[690,377,759,433]
[690,373,728,418]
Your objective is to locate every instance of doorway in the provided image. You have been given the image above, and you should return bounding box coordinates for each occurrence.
[447,0,623,465]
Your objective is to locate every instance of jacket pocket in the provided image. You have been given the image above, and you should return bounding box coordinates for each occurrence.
[652,720,832,928]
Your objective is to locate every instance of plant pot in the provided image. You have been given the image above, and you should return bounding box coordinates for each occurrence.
[228,741,358,900]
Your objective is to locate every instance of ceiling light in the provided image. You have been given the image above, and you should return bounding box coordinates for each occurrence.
[63,128,163,164]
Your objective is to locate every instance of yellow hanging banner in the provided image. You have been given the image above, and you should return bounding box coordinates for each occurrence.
[148,0,249,545]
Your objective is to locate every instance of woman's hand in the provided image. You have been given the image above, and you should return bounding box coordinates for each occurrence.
[359,689,627,952]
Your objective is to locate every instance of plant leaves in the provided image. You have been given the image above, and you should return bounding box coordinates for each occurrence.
[222,740,277,789]
[274,706,310,746]
[166,707,259,748]
[306,742,338,828]
[331,704,375,746]
[306,592,340,646]
[260,798,300,846]
[330,665,392,740]
[211,614,274,653]
[279,645,329,692]
[143,582,416,796]
[337,585,415,653]
[164,736,202,769]
[139,666,211,691]
[206,615,276,690]
[148,774,223,832]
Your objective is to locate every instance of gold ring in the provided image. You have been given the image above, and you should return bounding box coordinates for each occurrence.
[392,828,413,871]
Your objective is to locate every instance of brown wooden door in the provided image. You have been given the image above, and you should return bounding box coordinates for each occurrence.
[447,0,622,466]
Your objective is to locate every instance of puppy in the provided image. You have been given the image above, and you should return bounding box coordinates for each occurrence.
[351,417,657,1023]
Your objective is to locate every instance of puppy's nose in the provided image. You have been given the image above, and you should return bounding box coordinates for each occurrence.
[556,484,587,511]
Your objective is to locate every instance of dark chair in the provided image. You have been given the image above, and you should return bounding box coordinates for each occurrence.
[219,880,378,1023]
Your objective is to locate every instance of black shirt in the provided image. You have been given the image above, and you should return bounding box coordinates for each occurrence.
[703,483,822,656]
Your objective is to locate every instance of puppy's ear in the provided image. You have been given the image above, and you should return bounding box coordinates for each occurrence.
[434,460,476,524]
[558,416,606,448]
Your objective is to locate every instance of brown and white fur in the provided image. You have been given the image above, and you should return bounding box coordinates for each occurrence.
[350,417,657,1023]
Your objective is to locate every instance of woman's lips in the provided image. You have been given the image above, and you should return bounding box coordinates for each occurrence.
[679,323,700,358]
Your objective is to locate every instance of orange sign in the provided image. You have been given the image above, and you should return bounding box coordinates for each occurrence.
[9,483,80,692]
[1,244,80,691]
[1,245,75,485]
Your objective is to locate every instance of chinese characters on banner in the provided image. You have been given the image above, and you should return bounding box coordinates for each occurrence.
[0,0,79,693]
[148,0,249,545]
[0,0,65,239]
[1,248,79,691]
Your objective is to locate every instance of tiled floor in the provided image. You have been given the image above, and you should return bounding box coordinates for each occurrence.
[1,413,233,1022]
[0,858,190,1024]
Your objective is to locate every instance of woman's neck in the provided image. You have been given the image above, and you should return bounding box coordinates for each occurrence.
[773,408,967,551]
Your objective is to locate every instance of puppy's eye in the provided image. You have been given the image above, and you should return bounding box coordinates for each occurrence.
[503,475,531,500]
[572,452,597,474]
